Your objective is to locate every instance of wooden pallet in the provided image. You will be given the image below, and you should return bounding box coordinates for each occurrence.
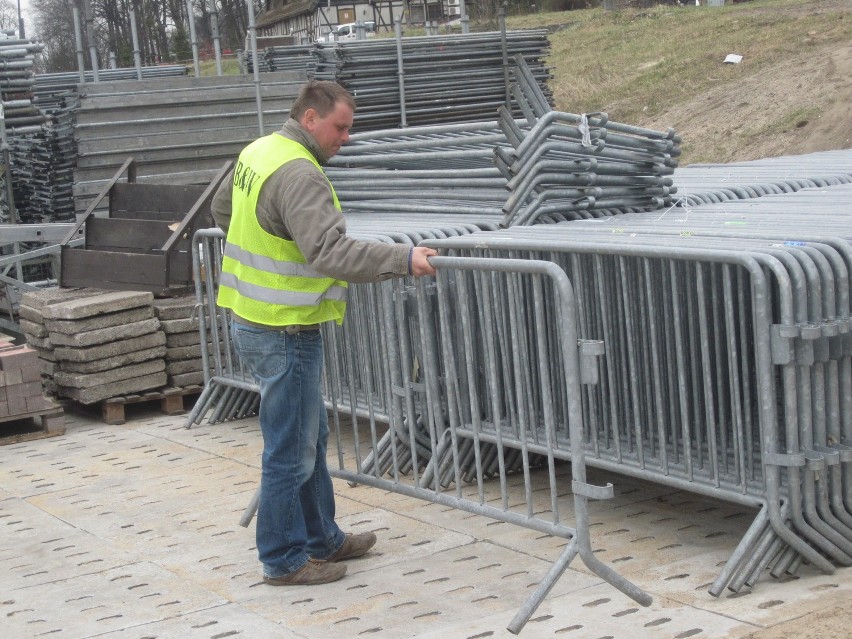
[97,384,204,425]
[0,404,65,445]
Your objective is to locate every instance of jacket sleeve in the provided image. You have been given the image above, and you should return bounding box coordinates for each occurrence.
[211,168,235,233]
[262,162,411,284]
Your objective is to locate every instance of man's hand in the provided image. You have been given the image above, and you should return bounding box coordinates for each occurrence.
[410,247,438,277]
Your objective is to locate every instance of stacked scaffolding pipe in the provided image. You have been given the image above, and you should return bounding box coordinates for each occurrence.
[0,33,44,135]
[310,30,552,131]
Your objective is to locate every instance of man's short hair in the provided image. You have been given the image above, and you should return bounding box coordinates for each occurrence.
[290,81,356,120]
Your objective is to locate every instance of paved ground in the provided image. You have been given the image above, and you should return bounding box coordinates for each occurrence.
[1,403,850,639]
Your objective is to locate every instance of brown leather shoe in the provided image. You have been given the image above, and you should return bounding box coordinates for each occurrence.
[263,559,346,586]
[325,532,377,562]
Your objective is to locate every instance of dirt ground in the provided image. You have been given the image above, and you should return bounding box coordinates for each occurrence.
[642,39,852,165]
[742,601,849,639]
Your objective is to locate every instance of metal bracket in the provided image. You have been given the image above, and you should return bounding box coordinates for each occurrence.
[572,480,614,501]
[578,339,605,385]
[770,324,798,365]
[763,451,806,467]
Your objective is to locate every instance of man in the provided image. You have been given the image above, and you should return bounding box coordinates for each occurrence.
[211,80,437,586]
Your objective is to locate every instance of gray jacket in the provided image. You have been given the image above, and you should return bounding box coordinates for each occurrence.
[211,119,410,284]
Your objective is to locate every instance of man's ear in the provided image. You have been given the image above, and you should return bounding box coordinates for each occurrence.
[302,108,318,131]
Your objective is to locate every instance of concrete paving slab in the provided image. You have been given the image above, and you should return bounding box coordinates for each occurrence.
[41,291,154,320]
[45,306,154,335]
[94,603,303,638]
[49,318,162,348]
[413,581,757,639]
[238,540,604,639]
[1,405,850,639]
[2,560,228,639]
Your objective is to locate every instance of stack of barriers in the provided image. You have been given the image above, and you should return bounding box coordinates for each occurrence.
[186,228,654,633]
[417,184,852,595]
[184,56,852,632]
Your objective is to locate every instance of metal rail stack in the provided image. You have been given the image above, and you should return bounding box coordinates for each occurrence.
[415,180,852,594]
[498,54,680,226]
[0,33,45,135]
[311,30,552,130]
[242,44,316,74]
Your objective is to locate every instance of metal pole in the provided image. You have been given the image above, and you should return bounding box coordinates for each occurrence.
[0,104,22,284]
[246,0,263,135]
[81,0,99,81]
[129,8,143,80]
[394,17,406,128]
[208,0,223,75]
[498,3,510,109]
[460,0,470,35]
[72,7,86,84]
[186,0,201,78]
[16,0,24,38]
[108,51,117,69]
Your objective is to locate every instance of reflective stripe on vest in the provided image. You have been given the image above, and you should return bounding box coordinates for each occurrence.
[217,134,348,326]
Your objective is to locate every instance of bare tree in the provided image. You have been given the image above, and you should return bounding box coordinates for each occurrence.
[30,0,251,72]
[0,0,19,31]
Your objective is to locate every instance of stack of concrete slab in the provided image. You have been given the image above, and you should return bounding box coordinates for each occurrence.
[20,288,167,404]
[18,287,105,393]
[152,296,209,388]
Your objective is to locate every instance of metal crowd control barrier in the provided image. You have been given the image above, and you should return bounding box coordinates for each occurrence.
[185,227,259,426]
[190,244,652,633]
[419,221,852,594]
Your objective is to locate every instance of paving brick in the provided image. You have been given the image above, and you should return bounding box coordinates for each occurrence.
[42,291,154,321]
[7,395,26,415]
[21,365,40,383]
[7,381,44,398]
[3,369,23,385]
[0,346,38,371]
[25,394,50,412]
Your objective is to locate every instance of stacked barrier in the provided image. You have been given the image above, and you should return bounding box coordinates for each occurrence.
[184,54,851,616]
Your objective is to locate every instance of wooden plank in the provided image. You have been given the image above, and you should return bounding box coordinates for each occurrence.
[60,247,168,289]
[110,183,208,218]
[85,217,174,251]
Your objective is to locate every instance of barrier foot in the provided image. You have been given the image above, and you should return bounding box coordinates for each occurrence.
[239,485,260,528]
[507,540,579,634]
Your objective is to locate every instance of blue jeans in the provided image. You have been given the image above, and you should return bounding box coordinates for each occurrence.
[231,320,345,578]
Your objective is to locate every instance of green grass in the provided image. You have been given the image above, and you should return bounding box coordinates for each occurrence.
[507,0,851,123]
[194,57,242,76]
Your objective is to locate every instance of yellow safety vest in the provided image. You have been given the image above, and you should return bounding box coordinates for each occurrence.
[217,134,348,326]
